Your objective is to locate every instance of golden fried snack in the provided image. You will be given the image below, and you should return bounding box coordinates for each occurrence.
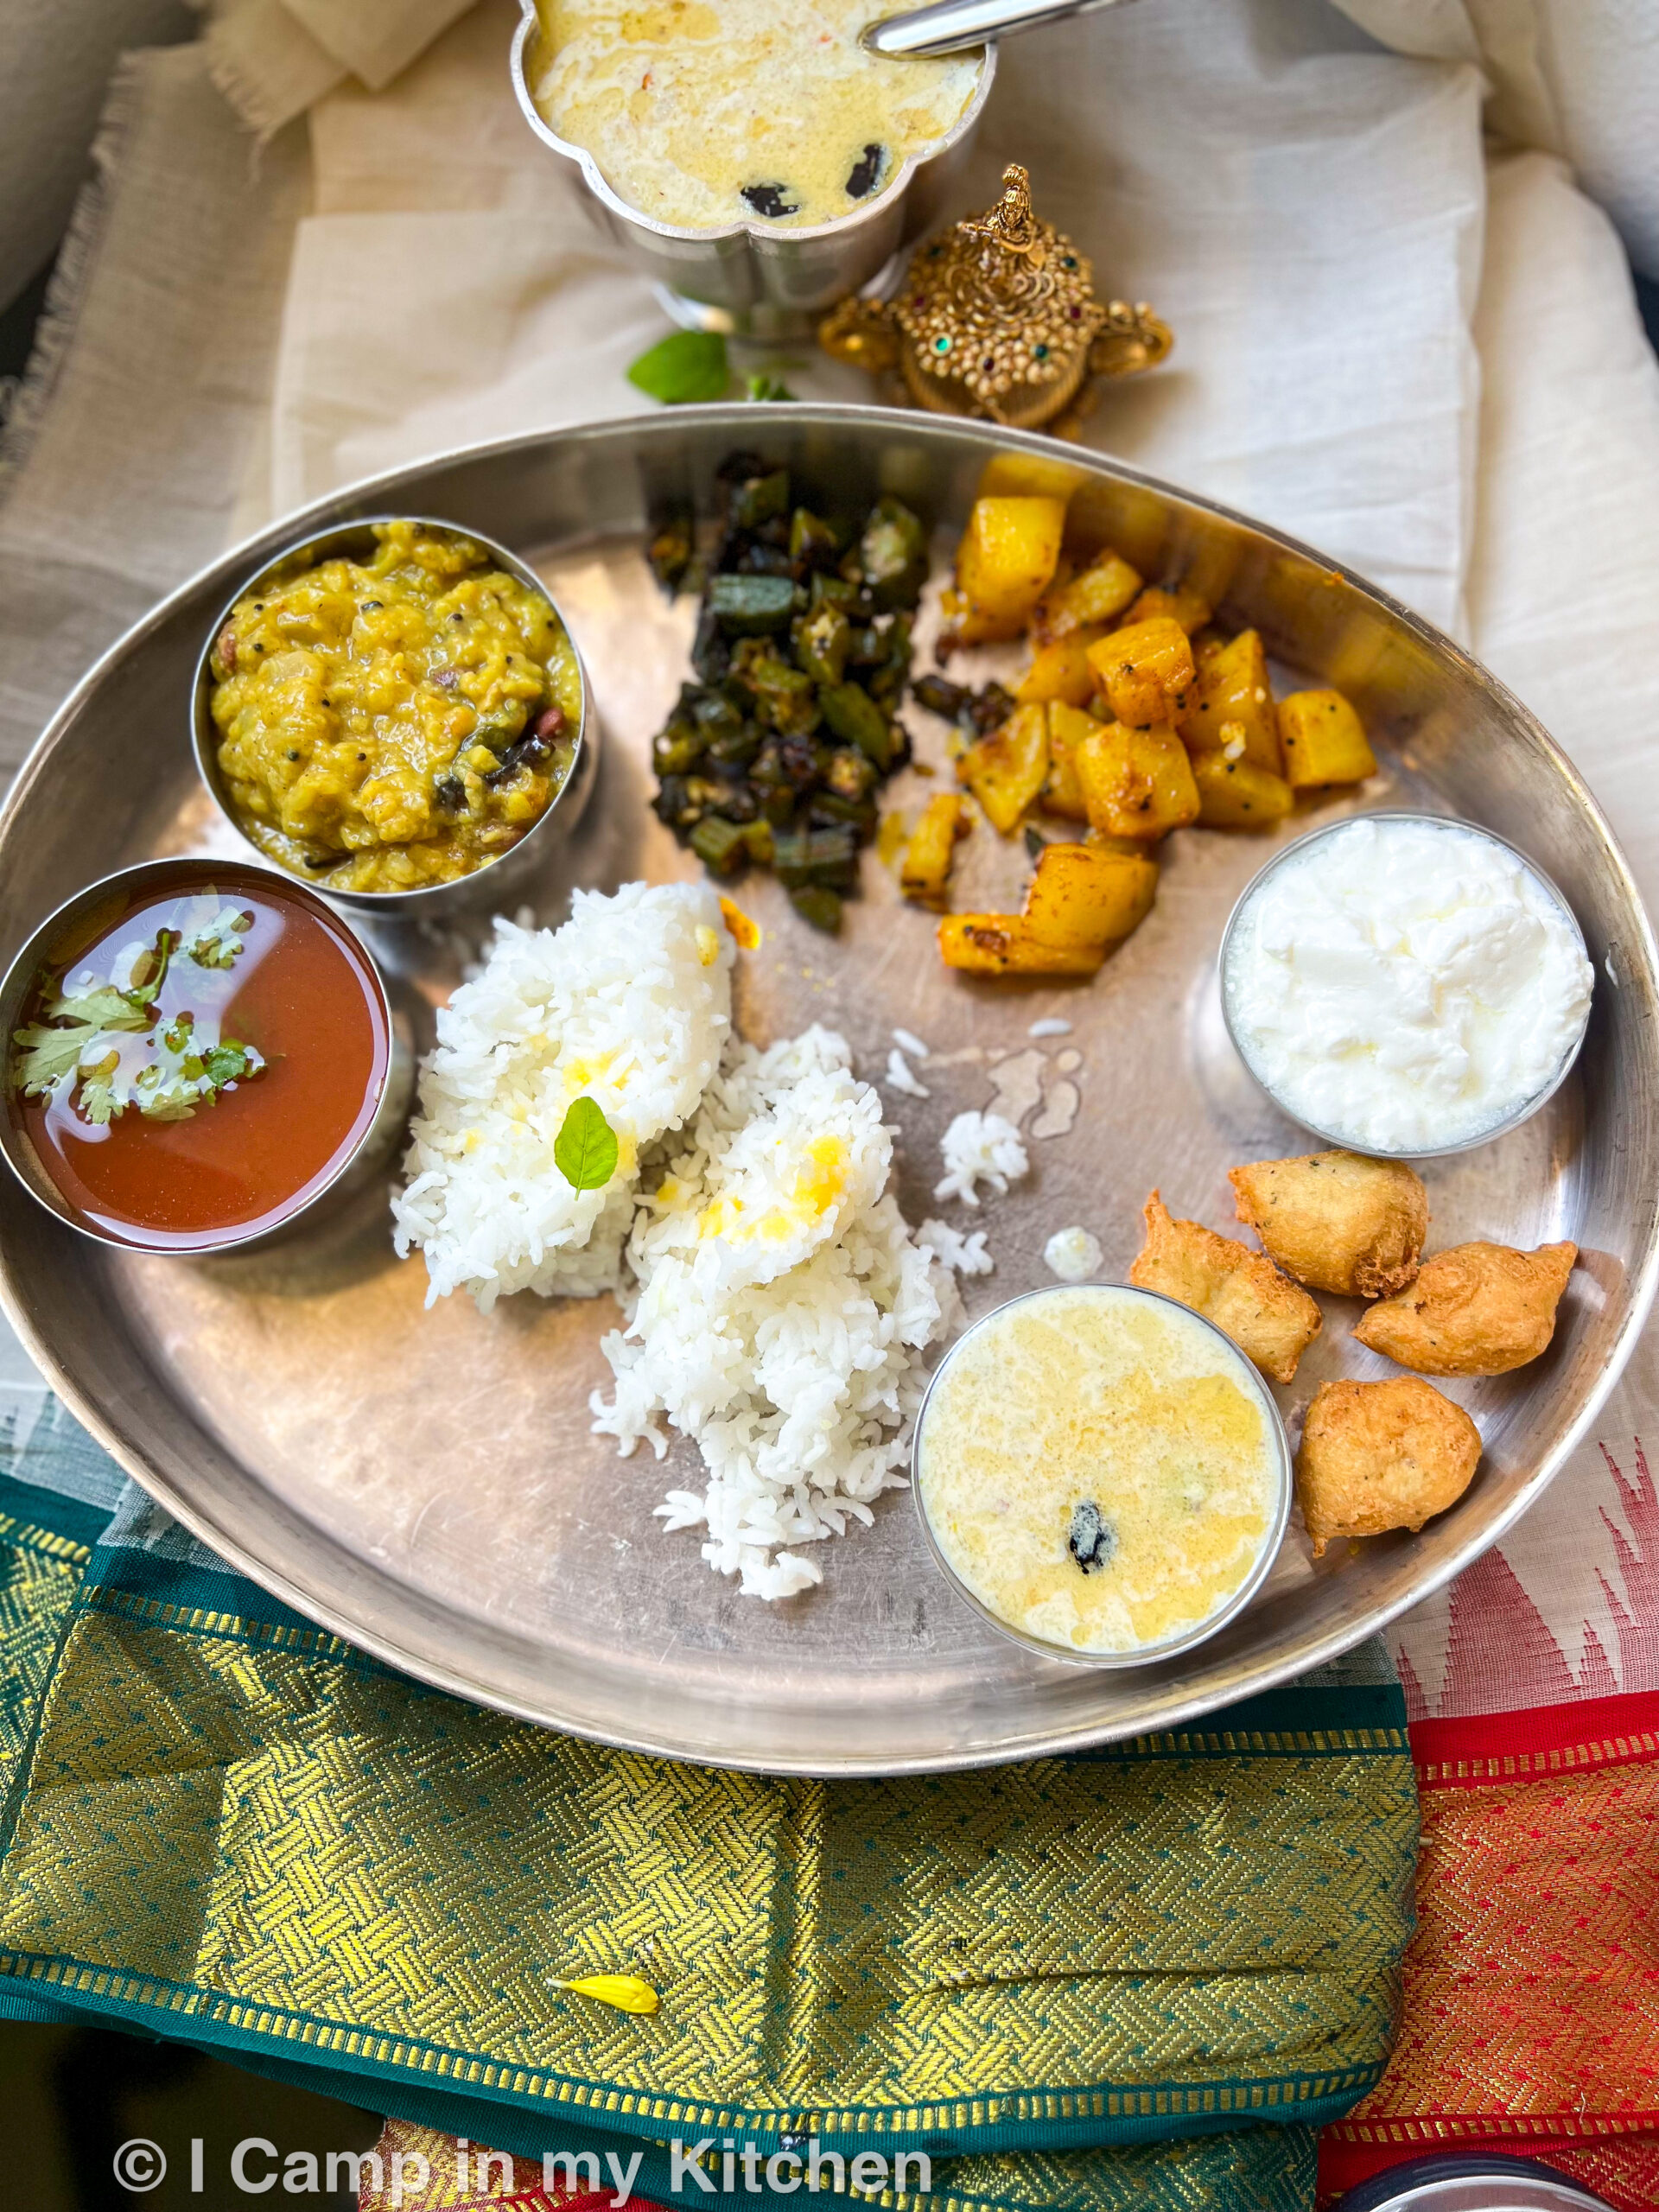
[1228,1150,1428,1299]
[1130,1192,1322,1384]
[1353,1240,1578,1377]
[1296,1377,1481,1556]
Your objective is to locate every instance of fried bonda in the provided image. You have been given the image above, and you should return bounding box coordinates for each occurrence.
[1130,1192,1322,1383]
[1353,1240,1577,1376]
[1228,1150,1427,1299]
[1296,1377,1481,1557]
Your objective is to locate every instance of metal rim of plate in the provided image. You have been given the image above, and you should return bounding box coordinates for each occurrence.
[2,404,1656,1777]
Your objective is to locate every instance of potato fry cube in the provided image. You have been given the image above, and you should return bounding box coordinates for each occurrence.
[1075,720,1200,840]
[1039,550,1143,639]
[1017,636,1098,709]
[938,914,1103,976]
[1130,1192,1322,1383]
[1126,583,1212,633]
[1177,628,1281,771]
[1023,842,1158,950]
[1278,688,1376,787]
[1085,617,1196,728]
[957,702,1049,835]
[976,451,1085,504]
[900,791,969,909]
[953,496,1067,642]
[1191,750,1295,830]
[1044,700,1101,820]
[1296,1377,1481,1556]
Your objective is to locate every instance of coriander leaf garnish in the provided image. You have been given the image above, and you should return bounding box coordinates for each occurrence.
[12,975,149,1102]
[123,928,179,1005]
[55,985,151,1030]
[186,905,253,970]
[626,331,730,406]
[10,912,267,1126]
[554,1096,619,1191]
[201,1040,260,1089]
[78,1054,122,1127]
[13,1019,97,1095]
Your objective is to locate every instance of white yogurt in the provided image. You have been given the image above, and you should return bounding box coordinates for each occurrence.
[1223,816,1593,1154]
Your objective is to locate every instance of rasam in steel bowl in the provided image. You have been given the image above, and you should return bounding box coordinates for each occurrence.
[0,858,415,1256]
[191,515,598,919]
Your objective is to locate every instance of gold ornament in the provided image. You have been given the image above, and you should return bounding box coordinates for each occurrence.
[820,164,1171,435]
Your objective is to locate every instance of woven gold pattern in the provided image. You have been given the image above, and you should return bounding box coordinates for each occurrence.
[0,1574,1414,2140]
[0,1490,90,1801]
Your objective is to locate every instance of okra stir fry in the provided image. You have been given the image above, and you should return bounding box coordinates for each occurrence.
[648,454,927,932]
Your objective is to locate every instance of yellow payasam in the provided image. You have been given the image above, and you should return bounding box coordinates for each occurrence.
[208,522,582,894]
[918,1286,1281,1656]
[533,0,981,232]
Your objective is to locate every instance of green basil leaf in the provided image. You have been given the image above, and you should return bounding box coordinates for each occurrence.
[626,331,730,406]
[554,1094,620,1191]
[745,372,798,403]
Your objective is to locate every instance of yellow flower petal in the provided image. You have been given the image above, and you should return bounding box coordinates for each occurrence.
[550,1973,660,2016]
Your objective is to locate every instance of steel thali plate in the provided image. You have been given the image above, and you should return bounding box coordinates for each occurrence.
[2,404,1656,1774]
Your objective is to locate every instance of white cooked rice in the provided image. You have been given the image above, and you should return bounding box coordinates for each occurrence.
[918,1217,994,1276]
[590,1026,962,1602]
[885,1046,930,1098]
[391,881,733,1310]
[933,1109,1029,1208]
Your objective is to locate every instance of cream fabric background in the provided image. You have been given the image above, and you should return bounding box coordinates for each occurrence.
[1333,0,1659,276]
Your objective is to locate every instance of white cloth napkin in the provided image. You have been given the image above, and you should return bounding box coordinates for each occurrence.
[1335,0,1659,279]
[203,0,477,138]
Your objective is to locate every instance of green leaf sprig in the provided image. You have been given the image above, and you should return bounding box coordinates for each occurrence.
[10,906,264,1125]
[554,1096,620,1191]
[626,331,731,406]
